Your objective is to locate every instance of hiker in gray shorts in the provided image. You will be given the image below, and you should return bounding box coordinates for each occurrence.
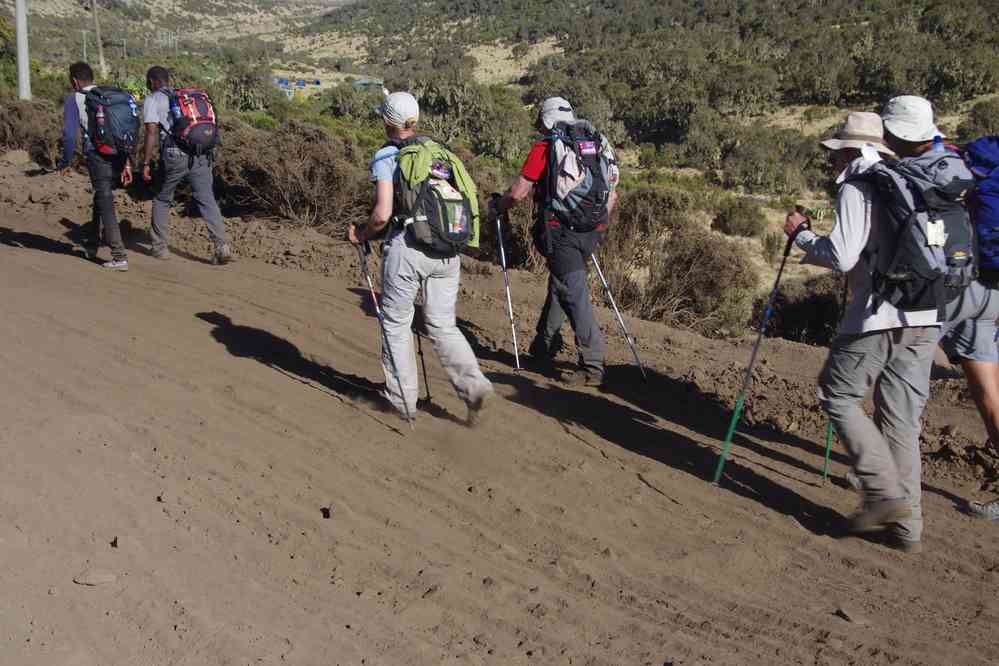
[139,66,231,265]
[347,91,493,425]
[784,103,950,553]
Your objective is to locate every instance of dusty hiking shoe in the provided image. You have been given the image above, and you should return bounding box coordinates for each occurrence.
[847,498,911,534]
[151,247,171,260]
[968,498,999,522]
[466,390,492,427]
[563,368,604,388]
[83,246,98,260]
[212,243,232,265]
[102,259,128,272]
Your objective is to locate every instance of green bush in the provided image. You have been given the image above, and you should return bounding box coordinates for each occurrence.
[713,197,767,238]
[761,231,784,265]
[958,98,999,142]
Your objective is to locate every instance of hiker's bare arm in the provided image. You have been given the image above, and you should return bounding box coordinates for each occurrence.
[354,180,394,242]
[794,183,868,272]
[142,123,158,182]
[607,190,619,220]
[498,176,534,212]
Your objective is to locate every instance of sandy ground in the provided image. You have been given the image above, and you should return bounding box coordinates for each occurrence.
[1,158,999,665]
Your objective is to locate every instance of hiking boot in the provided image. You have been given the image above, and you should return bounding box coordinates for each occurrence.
[845,468,862,492]
[212,243,232,265]
[885,536,923,554]
[151,247,171,260]
[83,246,98,260]
[563,368,604,388]
[968,498,999,522]
[466,390,493,428]
[846,498,911,534]
[102,259,128,272]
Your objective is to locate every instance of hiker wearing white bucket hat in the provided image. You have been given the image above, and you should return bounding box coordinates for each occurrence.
[882,95,945,144]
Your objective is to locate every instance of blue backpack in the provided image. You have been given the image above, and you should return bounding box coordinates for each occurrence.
[965,136,999,285]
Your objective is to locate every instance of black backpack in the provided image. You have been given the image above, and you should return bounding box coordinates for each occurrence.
[542,121,616,232]
[83,86,140,157]
[852,151,977,316]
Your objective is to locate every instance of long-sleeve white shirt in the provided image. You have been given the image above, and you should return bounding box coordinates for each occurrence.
[794,155,938,335]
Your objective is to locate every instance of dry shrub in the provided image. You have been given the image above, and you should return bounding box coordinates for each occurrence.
[0,98,62,167]
[767,273,845,344]
[597,185,758,336]
[213,119,369,232]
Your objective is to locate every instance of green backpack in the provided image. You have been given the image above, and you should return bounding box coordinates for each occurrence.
[392,137,480,256]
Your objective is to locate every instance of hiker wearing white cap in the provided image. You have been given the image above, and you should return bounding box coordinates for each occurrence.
[348,90,493,425]
[492,97,620,386]
[783,110,943,553]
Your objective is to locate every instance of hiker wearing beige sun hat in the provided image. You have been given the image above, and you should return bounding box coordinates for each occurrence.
[784,107,943,554]
[819,111,896,156]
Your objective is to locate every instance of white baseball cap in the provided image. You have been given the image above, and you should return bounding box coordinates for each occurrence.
[882,95,944,143]
[375,91,419,129]
[537,96,575,130]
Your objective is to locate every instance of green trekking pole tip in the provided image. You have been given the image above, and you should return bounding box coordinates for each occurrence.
[713,393,745,484]
[821,421,834,482]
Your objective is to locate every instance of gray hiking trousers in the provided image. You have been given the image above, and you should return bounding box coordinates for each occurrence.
[378,229,492,417]
[818,326,940,542]
[85,152,127,261]
[531,223,605,373]
[151,147,226,253]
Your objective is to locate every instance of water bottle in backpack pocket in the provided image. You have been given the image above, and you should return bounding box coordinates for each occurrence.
[84,86,140,157]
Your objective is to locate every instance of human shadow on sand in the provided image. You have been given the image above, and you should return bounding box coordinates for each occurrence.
[57,217,216,265]
[490,370,844,536]
[196,311,383,400]
[0,226,80,257]
[456,316,851,480]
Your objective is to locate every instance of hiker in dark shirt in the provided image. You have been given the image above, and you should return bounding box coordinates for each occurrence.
[57,61,132,271]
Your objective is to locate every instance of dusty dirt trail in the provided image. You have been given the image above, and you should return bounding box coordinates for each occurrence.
[1,161,998,665]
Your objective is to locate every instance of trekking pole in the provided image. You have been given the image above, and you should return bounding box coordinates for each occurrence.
[821,274,850,482]
[356,242,414,429]
[497,210,522,370]
[713,220,809,484]
[590,254,647,381]
[416,283,432,403]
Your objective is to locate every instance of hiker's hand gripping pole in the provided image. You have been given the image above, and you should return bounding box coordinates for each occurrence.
[713,217,810,484]
[590,254,647,382]
[355,240,414,428]
[490,193,521,370]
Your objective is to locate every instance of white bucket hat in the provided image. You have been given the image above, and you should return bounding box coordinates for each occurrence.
[820,111,894,156]
[882,95,944,143]
[375,91,419,129]
[537,96,575,130]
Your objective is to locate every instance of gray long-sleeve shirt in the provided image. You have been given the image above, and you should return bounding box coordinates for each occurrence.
[794,155,938,335]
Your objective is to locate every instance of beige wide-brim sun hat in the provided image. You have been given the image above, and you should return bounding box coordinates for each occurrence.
[820,111,895,156]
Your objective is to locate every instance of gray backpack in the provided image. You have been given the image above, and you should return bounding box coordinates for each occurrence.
[852,148,977,316]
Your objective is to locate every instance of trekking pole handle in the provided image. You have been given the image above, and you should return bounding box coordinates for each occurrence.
[784,206,813,257]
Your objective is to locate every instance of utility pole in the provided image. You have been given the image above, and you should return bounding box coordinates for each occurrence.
[15,0,31,100]
[91,0,108,78]
[81,29,89,60]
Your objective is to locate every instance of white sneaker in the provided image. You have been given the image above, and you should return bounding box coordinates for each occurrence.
[969,498,999,522]
[102,259,128,272]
